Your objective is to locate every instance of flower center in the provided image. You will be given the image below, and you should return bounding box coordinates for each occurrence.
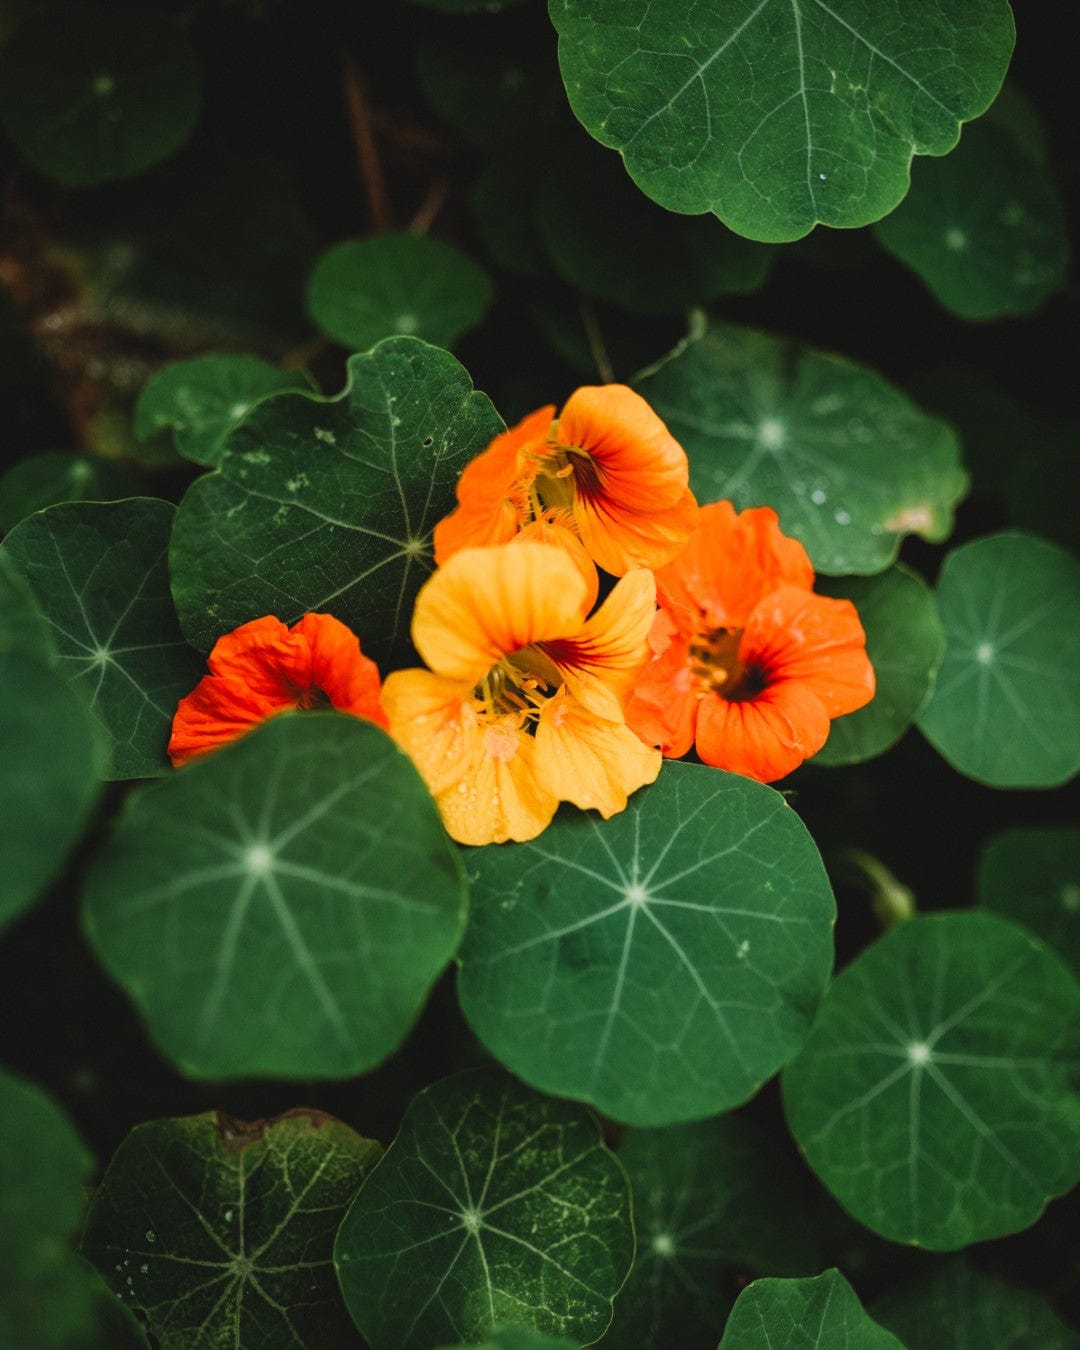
[689,627,765,701]
[474,654,556,728]
[297,684,332,710]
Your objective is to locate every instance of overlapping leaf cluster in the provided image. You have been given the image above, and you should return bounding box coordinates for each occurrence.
[1,0,1077,1346]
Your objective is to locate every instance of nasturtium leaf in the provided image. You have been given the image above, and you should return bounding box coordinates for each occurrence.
[81,712,467,1079]
[916,532,1080,788]
[551,0,1015,243]
[635,321,968,574]
[134,355,315,468]
[536,143,772,315]
[873,120,1068,320]
[306,235,493,352]
[0,651,104,931]
[80,1108,382,1349]
[813,565,944,765]
[0,453,143,533]
[2,499,204,780]
[0,549,54,663]
[603,1116,818,1348]
[872,1260,1080,1350]
[441,1329,578,1350]
[782,912,1080,1249]
[334,1068,634,1349]
[0,1068,96,1349]
[717,1270,903,1349]
[458,761,835,1126]
[170,338,503,667]
[978,827,1080,977]
[0,3,200,187]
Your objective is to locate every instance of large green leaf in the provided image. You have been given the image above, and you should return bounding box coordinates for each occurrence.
[717,1270,903,1349]
[916,532,1080,788]
[334,1068,634,1349]
[602,1116,818,1348]
[813,565,944,765]
[635,321,968,574]
[536,142,772,315]
[2,498,205,779]
[80,1109,382,1349]
[978,827,1080,978]
[873,120,1068,320]
[0,453,143,533]
[170,338,503,667]
[0,550,54,662]
[782,912,1080,1249]
[306,235,493,352]
[0,1068,96,1349]
[457,762,835,1126]
[0,651,105,931]
[551,0,1015,243]
[872,1260,1080,1350]
[442,1330,578,1350]
[134,355,316,469]
[82,713,467,1079]
[0,2,200,187]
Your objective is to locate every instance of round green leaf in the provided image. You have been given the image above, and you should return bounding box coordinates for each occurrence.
[0,453,143,533]
[0,3,200,187]
[334,1068,634,1349]
[635,321,968,574]
[0,1068,96,1349]
[306,235,493,352]
[0,549,55,663]
[978,827,1080,978]
[458,761,836,1126]
[3,499,205,780]
[872,1260,1080,1350]
[916,532,1080,788]
[603,1117,818,1348]
[80,1109,382,1349]
[441,1329,577,1350]
[0,650,104,931]
[813,565,944,765]
[81,712,467,1079]
[551,0,1015,243]
[170,337,504,668]
[134,355,316,469]
[718,1270,903,1349]
[537,143,772,315]
[873,120,1068,320]
[782,912,1080,1249]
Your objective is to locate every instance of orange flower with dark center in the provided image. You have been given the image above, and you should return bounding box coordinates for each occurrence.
[433,385,698,576]
[627,501,875,782]
[382,541,661,845]
[169,613,388,766]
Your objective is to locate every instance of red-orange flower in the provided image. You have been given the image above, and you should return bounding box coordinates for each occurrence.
[169,613,388,766]
[433,385,698,576]
[382,541,661,845]
[627,502,875,782]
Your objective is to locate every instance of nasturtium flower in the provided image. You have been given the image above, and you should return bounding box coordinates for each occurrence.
[382,541,661,845]
[169,613,387,766]
[627,501,875,782]
[433,384,698,577]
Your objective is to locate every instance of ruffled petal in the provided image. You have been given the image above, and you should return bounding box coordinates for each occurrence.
[536,688,661,817]
[572,484,700,575]
[411,541,592,684]
[694,681,831,782]
[205,615,313,701]
[540,568,657,722]
[625,632,699,759]
[741,586,875,718]
[292,612,389,727]
[168,675,296,765]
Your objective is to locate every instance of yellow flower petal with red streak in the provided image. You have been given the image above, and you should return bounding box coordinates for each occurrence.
[411,542,592,685]
[537,688,661,817]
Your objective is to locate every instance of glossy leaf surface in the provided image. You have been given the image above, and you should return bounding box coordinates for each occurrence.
[718,1269,903,1348]
[82,714,467,1079]
[0,453,142,533]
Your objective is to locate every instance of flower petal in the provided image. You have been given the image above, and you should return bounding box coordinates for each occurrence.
[536,688,661,817]
[438,723,558,846]
[514,518,599,611]
[694,681,831,782]
[625,632,700,759]
[205,615,313,700]
[381,669,478,796]
[168,675,296,765]
[411,541,592,684]
[292,612,388,728]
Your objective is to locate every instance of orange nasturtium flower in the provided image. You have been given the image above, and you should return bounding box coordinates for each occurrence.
[433,384,698,577]
[627,502,875,783]
[382,541,662,845]
[168,613,388,766]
